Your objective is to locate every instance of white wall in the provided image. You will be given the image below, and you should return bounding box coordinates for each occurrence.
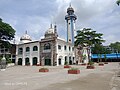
[16,41,40,66]
[56,39,75,66]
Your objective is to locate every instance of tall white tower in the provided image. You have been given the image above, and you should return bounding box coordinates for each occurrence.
[65,4,77,44]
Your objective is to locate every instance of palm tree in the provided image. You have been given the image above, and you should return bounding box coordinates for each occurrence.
[116,0,120,6]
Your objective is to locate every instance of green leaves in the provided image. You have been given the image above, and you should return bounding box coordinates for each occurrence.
[109,42,120,53]
[74,28,105,47]
[116,0,120,6]
[0,18,15,41]
[0,18,15,47]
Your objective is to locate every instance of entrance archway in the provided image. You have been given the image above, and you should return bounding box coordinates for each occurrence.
[25,58,29,65]
[45,59,51,66]
[69,56,72,65]
[32,57,37,65]
[18,58,22,65]
[58,58,61,65]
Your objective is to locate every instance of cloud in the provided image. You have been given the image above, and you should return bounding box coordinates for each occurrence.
[0,0,120,45]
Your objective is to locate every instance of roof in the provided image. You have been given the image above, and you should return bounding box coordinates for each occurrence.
[92,53,120,59]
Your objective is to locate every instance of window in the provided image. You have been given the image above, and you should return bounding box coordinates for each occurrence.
[73,57,74,61]
[69,46,71,51]
[58,45,61,50]
[72,47,74,51]
[32,57,38,65]
[69,56,71,60]
[44,43,51,50]
[18,48,23,54]
[65,56,67,61]
[33,46,38,51]
[5,48,8,52]
[64,45,67,50]
[26,47,30,52]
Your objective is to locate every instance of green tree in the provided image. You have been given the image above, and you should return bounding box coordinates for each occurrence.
[75,28,105,47]
[116,0,120,6]
[92,44,111,62]
[0,18,15,47]
[109,42,120,53]
[75,28,105,62]
[92,44,111,54]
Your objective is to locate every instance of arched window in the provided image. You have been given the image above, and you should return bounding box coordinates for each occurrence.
[32,57,38,65]
[64,45,67,50]
[44,43,51,50]
[25,58,30,65]
[18,58,22,65]
[26,47,30,52]
[58,45,61,50]
[72,47,74,51]
[33,46,38,51]
[65,56,67,61]
[18,48,23,54]
[69,46,71,51]
[64,56,68,65]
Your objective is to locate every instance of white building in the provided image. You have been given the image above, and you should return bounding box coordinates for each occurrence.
[16,24,75,66]
[15,5,89,66]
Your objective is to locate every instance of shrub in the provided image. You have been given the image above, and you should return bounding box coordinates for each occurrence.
[88,61,94,66]
[69,67,79,70]
[64,61,68,65]
[40,68,48,70]
[7,59,12,64]
[26,62,30,65]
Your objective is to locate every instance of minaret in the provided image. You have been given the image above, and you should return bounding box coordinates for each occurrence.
[65,4,77,44]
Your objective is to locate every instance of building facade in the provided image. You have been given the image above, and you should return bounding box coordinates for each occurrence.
[15,5,90,66]
[16,24,75,66]
[0,43,16,63]
[65,4,77,44]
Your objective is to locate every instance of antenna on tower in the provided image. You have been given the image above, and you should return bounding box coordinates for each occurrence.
[54,22,57,31]
[54,22,58,37]
[70,2,71,7]
[25,30,27,34]
[50,15,54,28]
[50,23,52,28]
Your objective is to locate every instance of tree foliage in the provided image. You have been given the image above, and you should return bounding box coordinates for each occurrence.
[74,28,105,47]
[109,42,120,53]
[116,0,120,6]
[0,18,15,47]
[0,18,15,41]
[92,44,111,54]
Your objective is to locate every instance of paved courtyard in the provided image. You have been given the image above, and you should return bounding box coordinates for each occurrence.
[0,63,120,90]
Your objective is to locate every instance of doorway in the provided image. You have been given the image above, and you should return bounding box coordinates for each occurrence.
[45,59,51,66]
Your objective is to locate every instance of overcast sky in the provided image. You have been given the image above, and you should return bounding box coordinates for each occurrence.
[0,0,120,45]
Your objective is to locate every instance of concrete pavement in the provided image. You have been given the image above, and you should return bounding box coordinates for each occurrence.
[0,63,120,90]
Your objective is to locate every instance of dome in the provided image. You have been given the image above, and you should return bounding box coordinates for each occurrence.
[67,5,74,13]
[20,31,32,43]
[45,28,54,35]
[45,24,55,35]
[44,24,58,38]
[20,34,31,41]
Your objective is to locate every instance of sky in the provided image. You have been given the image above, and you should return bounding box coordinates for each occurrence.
[0,0,120,45]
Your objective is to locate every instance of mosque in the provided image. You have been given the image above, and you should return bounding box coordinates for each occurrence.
[16,5,89,66]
